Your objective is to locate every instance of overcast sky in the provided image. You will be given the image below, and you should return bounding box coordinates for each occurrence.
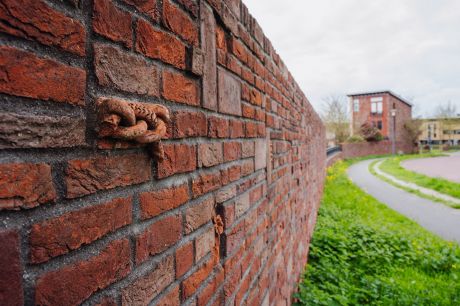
[244,0,460,117]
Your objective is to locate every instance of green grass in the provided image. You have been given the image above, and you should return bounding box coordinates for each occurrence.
[295,161,460,305]
[379,154,460,200]
[369,160,460,209]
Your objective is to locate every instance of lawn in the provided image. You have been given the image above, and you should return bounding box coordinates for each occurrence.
[379,154,460,200]
[295,160,460,305]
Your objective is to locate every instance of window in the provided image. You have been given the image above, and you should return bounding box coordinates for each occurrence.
[371,97,383,115]
[353,99,360,112]
[377,121,383,130]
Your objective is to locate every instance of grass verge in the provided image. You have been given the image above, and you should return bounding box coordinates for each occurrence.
[379,154,460,200]
[295,160,460,305]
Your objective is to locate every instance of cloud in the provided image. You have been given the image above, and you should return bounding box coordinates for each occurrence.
[243,0,460,117]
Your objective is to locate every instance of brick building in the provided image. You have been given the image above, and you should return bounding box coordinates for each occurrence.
[348,91,412,145]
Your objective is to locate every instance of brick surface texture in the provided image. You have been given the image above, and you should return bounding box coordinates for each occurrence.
[0,0,326,305]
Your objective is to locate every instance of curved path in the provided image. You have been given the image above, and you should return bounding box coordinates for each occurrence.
[348,159,460,243]
[401,151,460,183]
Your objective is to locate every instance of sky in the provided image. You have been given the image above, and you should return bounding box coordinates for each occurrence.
[243,0,460,118]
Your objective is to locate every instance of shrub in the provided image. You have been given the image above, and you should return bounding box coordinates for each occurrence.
[360,123,383,142]
[345,135,365,143]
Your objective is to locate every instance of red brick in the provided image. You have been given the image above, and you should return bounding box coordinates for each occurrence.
[162,70,199,105]
[192,171,222,198]
[241,160,254,177]
[0,231,23,306]
[242,141,255,158]
[218,68,241,115]
[140,183,189,220]
[185,197,214,234]
[229,120,245,138]
[35,239,131,306]
[30,197,132,263]
[195,227,215,262]
[122,0,159,21]
[93,0,132,48]
[0,47,86,105]
[245,121,258,137]
[173,110,207,138]
[94,43,159,96]
[136,19,186,69]
[197,267,224,306]
[65,154,151,198]
[136,215,182,263]
[157,285,180,306]
[223,141,241,162]
[163,0,198,45]
[176,242,194,278]
[242,104,255,119]
[220,165,241,185]
[198,143,223,168]
[182,256,216,299]
[0,0,85,55]
[0,163,56,210]
[122,255,174,305]
[157,144,197,178]
[216,25,227,50]
[232,38,248,63]
[216,185,237,204]
[208,116,229,138]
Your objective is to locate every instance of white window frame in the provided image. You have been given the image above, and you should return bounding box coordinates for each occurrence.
[353,99,360,112]
[370,97,383,114]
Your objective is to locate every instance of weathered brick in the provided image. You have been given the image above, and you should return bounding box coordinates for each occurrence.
[192,171,222,198]
[195,227,215,262]
[122,0,159,21]
[163,0,198,45]
[94,43,159,96]
[0,0,85,55]
[218,68,241,115]
[173,110,207,138]
[216,185,237,204]
[242,141,255,158]
[0,231,23,306]
[201,2,218,110]
[0,112,85,149]
[245,121,258,137]
[30,197,132,263]
[235,192,249,218]
[95,296,117,306]
[255,139,267,170]
[65,154,151,198]
[157,285,180,306]
[185,197,214,234]
[136,215,182,263]
[0,163,56,210]
[0,47,86,105]
[162,70,199,105]
[136,19,186,69]
[223,141,241,162]
[93,0,131,48]
[176,242,194,278]
[140,183,189,220]
[198,143,223,168]
[208,116,229,138]
[35,239,131,306]
[122,255,174,306]
[157,144,197,179]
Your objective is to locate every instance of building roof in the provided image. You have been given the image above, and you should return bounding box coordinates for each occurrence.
[347,90,413,107]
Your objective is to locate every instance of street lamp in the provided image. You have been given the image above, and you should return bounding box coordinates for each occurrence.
[391,108,397,155]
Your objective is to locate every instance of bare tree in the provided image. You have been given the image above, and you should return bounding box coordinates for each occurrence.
[435,101,458,118]
[404,119,423,146]
[320,95,349,145]
[435,101,458,144]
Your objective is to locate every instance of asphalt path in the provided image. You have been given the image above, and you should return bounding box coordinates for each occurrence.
[401,151,460,183]
[348,159,460,243]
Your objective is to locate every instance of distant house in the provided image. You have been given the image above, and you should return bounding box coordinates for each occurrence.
[418,118,460,146]
[347,91,412,144]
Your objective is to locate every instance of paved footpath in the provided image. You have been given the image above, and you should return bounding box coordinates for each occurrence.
[402,151,460,183]
[348,159,460,243]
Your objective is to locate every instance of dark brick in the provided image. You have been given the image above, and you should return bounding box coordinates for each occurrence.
[0,231,23,306]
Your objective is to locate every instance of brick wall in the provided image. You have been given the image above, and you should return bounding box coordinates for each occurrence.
[0,0,326,305]
[342,140,414,159]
